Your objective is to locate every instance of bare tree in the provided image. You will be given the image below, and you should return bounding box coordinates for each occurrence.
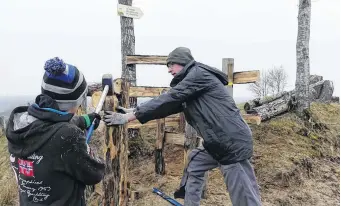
[248,69,270,98]
[248,66,288,98]
[268,65,288,95]
[295,0,311,116]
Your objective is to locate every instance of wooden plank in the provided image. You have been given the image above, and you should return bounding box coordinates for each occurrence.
[126,55,167,65]
[165,132,184,146]
[127,114,259,128]
[87,71,260,97]
[129,86,169,97]
[233,70,260,84]
[128,115,179,129]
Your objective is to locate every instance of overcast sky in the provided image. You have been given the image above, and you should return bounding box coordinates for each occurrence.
[0,0,339,100]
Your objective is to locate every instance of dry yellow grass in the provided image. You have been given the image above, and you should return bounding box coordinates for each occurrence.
[0,136,18,206]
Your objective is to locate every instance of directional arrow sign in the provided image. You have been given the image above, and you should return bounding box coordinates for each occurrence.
[117,4,143,19]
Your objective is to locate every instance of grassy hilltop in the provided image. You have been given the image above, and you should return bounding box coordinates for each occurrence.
[0,102,339,206]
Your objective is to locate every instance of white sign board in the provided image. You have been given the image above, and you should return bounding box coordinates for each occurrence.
[117,4,143,19]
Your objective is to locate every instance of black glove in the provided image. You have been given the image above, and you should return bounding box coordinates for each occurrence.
[82,113,102,130]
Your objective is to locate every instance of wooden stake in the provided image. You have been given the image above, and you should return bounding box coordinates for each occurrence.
[155,89,167,175]
[155,118,166,175]
[223,58,234,97]
[102,80,129,206]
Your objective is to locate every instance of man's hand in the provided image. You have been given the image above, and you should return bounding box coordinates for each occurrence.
[104,111,129,126]
[116,106,135,114]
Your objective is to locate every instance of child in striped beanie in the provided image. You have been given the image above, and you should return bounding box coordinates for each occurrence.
[5,57,105,205]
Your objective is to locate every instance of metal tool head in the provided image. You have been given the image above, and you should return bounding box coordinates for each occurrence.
[102,74,113,95]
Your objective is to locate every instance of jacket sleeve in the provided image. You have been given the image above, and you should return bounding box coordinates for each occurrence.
[69,115,87,130]
[135,67,214,124]
[59,126,105,185]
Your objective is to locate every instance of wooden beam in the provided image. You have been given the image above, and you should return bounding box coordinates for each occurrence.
[126,55,167,65]
[129,86,169,97]
[87,70,260,97]
[233,70,260,84]
[127,113,259,129]
[127,115,179,129]
[165,132,184,146]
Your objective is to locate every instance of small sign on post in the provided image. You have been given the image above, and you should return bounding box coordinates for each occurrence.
[117,3,143,19]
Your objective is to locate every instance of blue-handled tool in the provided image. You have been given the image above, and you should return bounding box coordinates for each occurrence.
[86,74,113,144]
[152,187,183,206]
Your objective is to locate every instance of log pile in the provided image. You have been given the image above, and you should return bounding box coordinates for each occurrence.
[244,75,335,121]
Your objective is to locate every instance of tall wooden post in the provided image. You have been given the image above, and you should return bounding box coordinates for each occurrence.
[119,0,136,85]
[102,79,129,206]
[223,58,234,97]
[155,118,166,175]
[119,0,139,139]
[155,89,167,175]
[179,112,186,133]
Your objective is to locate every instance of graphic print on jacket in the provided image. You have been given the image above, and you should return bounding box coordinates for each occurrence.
[6,94,105,206]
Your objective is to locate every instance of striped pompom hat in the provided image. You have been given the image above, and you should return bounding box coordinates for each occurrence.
[41,57,87,111]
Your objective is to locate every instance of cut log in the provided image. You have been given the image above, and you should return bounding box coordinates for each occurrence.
[249,92,294,121]
[245,79,334,121]
[244,98,260,111]
[244,91,289,112]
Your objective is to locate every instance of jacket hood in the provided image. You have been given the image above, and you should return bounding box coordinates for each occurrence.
[170,60,228,87]
[6,94,74,157]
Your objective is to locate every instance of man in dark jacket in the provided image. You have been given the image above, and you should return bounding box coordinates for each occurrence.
[6,57,105,206]
[103,47,261,206]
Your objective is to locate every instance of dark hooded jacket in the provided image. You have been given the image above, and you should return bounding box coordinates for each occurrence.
[6,94,105,206]
[134,52,253,165]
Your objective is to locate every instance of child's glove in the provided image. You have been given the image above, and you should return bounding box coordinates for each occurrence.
[82,113,102,130]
